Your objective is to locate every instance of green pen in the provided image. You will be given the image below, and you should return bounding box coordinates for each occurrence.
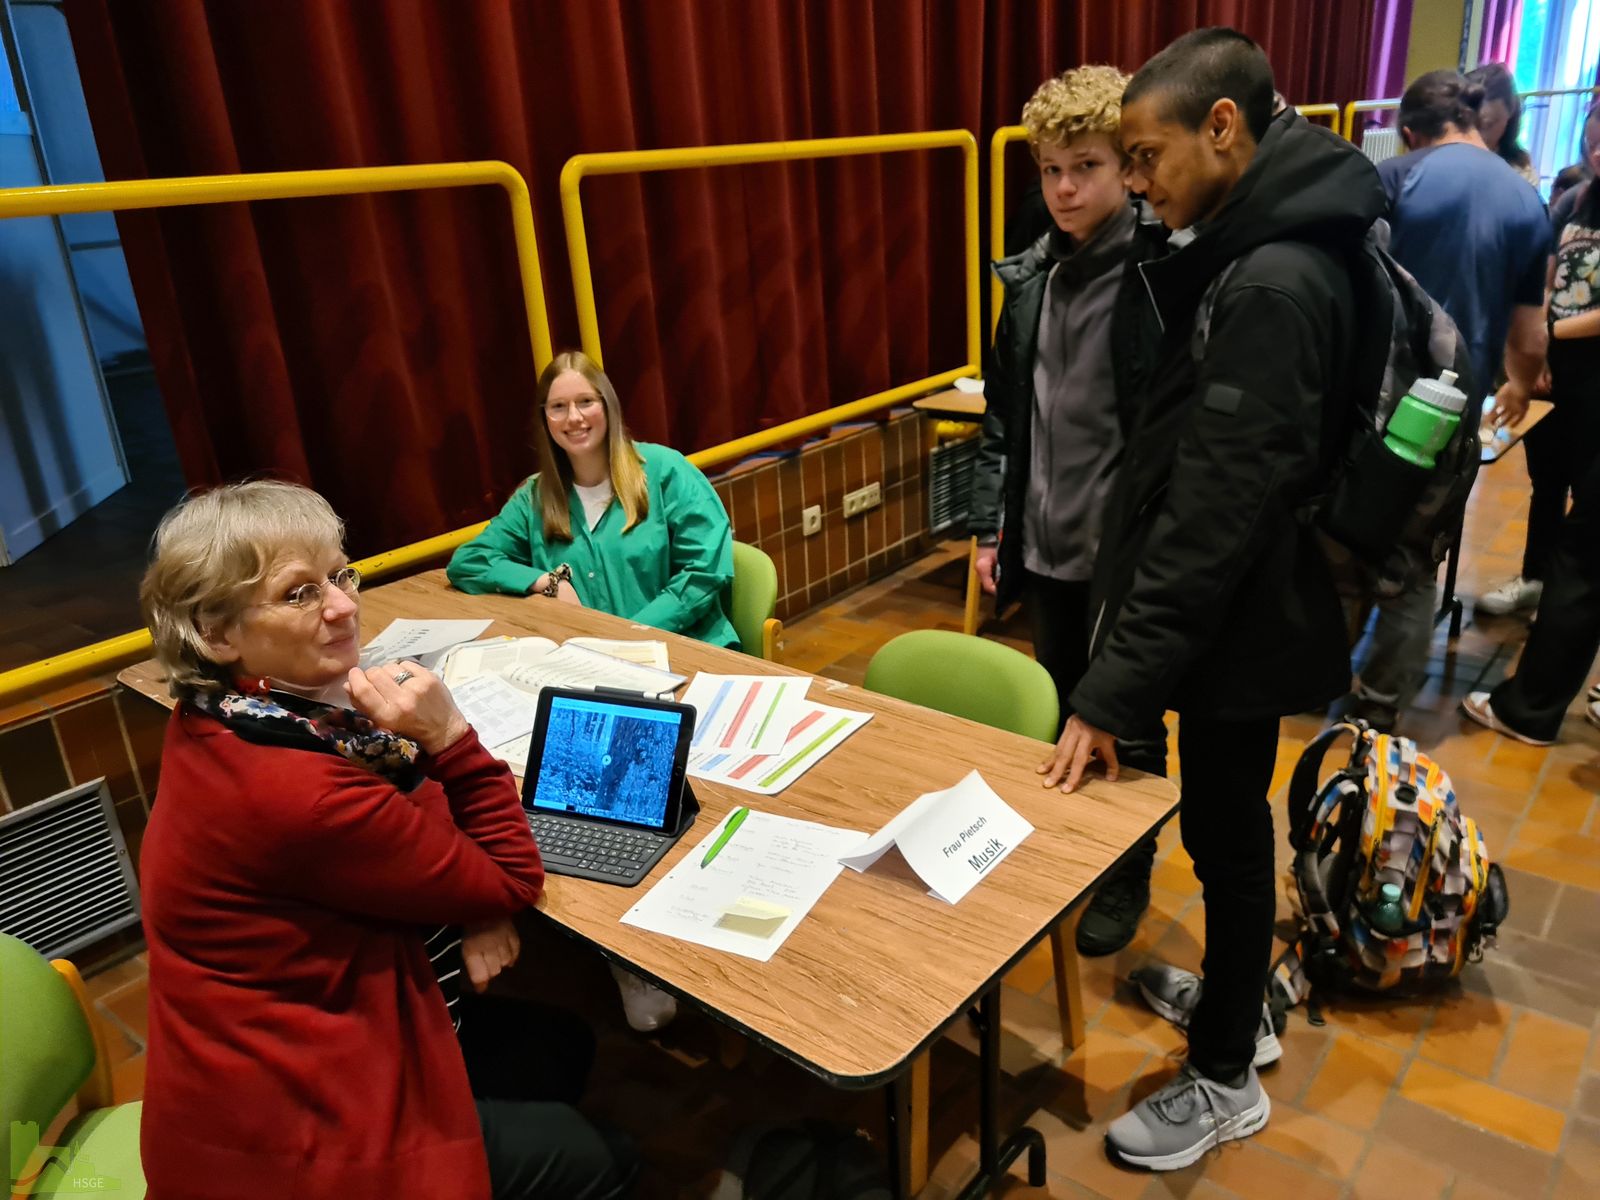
[700,807,750,868]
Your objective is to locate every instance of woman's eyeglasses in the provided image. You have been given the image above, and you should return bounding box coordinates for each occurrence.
[254,566,362,613]
[544,395,603,421]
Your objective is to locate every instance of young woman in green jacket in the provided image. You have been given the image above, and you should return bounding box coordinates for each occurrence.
[448,350,739,651]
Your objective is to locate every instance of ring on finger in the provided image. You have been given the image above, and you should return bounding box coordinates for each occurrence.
[391,669,414,686]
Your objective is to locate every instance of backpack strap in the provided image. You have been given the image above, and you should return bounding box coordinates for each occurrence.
[1286,720,1370,852]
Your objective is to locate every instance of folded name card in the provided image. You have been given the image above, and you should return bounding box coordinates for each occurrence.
[839,770,1033,904]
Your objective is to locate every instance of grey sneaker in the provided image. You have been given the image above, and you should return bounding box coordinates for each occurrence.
[1106,1062,1270,1170]
[1130,963,1282,1068]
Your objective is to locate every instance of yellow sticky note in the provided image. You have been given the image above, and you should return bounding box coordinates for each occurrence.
[715,896,790,938]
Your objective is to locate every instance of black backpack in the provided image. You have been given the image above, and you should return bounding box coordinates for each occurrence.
[1194,227,1481,592]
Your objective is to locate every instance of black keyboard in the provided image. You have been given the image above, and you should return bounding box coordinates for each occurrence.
[528,813,671,884]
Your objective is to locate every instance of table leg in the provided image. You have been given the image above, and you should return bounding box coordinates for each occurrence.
[883,1053,931,1197]
[1436,511,1466,638]
[1049,914,1086,1052]
[954,987,1046,1199]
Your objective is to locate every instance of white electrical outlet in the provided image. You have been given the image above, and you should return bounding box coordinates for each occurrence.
[802,505,822,535]
[844,483,882,517]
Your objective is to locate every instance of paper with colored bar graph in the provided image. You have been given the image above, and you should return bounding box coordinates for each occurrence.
[688,699,872,796]
[681,673,810,756]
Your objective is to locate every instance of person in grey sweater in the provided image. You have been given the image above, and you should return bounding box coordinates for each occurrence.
[970,64,1165,957]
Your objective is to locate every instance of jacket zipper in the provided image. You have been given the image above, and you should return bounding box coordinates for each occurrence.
[1138,261,1165,334]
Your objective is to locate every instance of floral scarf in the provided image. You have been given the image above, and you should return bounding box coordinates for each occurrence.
[188,683,424,792]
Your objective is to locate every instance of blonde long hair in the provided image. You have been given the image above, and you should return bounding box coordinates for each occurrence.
[532,351,648,541]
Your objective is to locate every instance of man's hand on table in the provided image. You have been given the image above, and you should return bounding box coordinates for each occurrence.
[1038,713,1120,794]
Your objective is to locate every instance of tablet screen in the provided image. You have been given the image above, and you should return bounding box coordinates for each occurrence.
[529,693,686,830]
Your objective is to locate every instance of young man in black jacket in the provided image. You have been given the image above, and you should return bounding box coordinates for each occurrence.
[1038,29,1383,1168]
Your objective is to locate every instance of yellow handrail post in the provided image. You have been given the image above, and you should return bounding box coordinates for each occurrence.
[559,130,982,398]
[988,125,1028,339]
[1294,103,1342,130]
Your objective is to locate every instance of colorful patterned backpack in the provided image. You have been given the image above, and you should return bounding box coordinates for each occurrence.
[1276,722,1509,1004]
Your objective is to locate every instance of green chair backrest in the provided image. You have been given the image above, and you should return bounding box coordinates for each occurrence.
[729,541,778,657]
[0,934,96,1140]
[863,630,1060,742]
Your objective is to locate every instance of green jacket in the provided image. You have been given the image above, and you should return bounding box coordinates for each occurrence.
[447,442,740,649]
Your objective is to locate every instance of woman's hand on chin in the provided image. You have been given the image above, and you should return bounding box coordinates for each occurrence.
[347,660,470,754]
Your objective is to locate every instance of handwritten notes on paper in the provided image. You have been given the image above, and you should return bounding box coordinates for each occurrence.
[621,810,864,961]
[838,770,1033,904]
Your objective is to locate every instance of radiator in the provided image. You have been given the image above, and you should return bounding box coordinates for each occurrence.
[0,779,142,959]
[1360,127,1403,165]
[928,434,979,534]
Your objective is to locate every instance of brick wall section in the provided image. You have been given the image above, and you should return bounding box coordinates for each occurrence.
[706,409,929,622]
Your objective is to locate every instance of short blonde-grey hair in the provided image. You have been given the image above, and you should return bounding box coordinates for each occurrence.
[140,481,345,698]
[1022,65,1131,157]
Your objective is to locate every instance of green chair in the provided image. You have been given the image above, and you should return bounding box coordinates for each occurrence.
[863,629,1084,1050]
[1,934,146,1198]
[729,541,783,661]
[863,629,1060,743]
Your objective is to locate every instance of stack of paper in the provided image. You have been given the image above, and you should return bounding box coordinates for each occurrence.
[361,619,494,671]
[437,635,684,771]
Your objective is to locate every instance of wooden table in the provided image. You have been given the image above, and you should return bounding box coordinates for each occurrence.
[121,569,1177,1197]
[1479,398,1554,464]
[911,387,987,421]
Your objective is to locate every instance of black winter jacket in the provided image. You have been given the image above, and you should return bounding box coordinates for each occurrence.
[1069,111,1386,736]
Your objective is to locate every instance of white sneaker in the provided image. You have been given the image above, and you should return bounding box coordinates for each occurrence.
[610,964,678,1032]
[1460,692,1556,747]
[1476,576,1543,616]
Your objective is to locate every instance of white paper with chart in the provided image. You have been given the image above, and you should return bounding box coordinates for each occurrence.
[620,810,865,961]
[688,701,871,795]
[681,673,809,755]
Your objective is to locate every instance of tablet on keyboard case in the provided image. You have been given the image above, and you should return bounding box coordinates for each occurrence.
[520,687,698,886]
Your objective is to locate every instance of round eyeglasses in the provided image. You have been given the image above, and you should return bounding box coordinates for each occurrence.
[253,566,362,613]
[543,395,603,421]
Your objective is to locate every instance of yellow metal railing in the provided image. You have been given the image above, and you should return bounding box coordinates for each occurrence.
[1344,86,1600,143]
[1295,103,1342,129]
[989,124,1029,337]
[0,162,553,704]
[1342,98,1402,141]
[558,129,982,400]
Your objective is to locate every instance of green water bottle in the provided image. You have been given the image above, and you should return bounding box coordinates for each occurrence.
[1369,882,1406,935]
[1383,370,1468,468]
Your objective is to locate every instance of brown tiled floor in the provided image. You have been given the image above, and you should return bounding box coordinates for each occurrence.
[73,440,1599,1197]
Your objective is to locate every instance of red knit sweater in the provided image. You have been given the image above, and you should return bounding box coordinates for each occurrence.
[139,706,544,1199]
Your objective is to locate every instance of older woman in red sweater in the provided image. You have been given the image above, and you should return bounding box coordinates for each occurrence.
[136,481,630,1199]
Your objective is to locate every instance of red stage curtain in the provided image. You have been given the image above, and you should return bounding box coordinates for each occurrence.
[62,0,1376,556]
